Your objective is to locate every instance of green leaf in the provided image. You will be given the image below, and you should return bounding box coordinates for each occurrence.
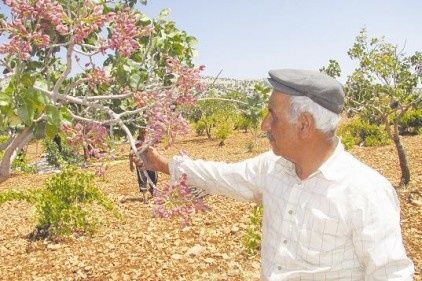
[46,105,61,127]
[36,91,50,105]
[59,107,72,124]
[130,73,141,88]
[0,92,11,106]
[17,102,34,126]
[33,121,46,139]
[186,36,198,46]
[20,73,34,87]
[158,8,170,19]
[45,123,59,139]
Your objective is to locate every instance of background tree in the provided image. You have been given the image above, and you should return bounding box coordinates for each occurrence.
[185,79,269,144]
[320,59,341,79]
[0,1,204,182]
[346,28,422,186]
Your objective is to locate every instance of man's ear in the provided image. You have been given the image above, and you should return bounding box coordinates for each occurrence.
[297,112,314,138]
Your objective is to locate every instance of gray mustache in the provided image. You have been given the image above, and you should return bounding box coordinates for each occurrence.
[266,132,274,141]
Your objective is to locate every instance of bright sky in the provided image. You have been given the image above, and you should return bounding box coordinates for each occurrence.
[139,0,422,83]
[1,1,421,84]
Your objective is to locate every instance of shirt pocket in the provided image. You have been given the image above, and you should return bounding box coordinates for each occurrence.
[296,208,343,265]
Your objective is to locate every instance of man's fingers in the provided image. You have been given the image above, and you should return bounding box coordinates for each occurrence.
[132,150,150,170]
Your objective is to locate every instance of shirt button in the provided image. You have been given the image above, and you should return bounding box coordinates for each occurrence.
[288,210,293,215]
[278,265,282,270]
[283,240,288,244]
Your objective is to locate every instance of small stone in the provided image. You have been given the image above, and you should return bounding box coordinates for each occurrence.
[185,245,204,257]
[252,261,261,269]
[171,254,183,260]
[230,226,239,233]
[47,244,61,251]
[203,258,215,264]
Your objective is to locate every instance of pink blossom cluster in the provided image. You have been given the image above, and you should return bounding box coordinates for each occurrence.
[85,67,114,89]
[153,173,210,227]
[62,122,109,160]
[0,34,32,60]
[109,8,153,57]
[33,0,68,35]
[72,2,115,44]
[131,88,158,109]
[166,56,206,105]
[131,89,189,146]
[0,0,66,59]
[0,17,49,59]
[146,91,190,147]
[129,58,206,147]
[132,90,147,108]
[0,0,149,60]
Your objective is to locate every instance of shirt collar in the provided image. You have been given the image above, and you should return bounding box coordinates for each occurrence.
[275,155,297,178]
[274,137,346,181]
[318,137,345,180]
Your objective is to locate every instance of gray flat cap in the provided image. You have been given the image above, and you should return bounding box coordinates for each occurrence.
[266,69,344,114]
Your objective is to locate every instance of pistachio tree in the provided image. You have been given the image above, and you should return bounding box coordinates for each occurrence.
[346,28,422,186]
[0,0,205,183]
[320,59,341,79]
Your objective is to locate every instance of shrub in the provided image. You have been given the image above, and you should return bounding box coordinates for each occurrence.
[337,117,390,148]
[246,140,255,152]
[0,137,35,173]
[43,138,84,168]
[338,133,356,151]
[11,149,36,174]
[215,120,232,145]
[0,167,119,239]
[0,135,9,143]
[244,206,263,255]
[194,120,206,136]
[399,108,422,135]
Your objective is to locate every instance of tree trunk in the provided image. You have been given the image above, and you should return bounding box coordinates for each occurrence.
[0,128,34,183]
[392,132,410,187]
[384,117,411,187]
[206,124,212,139]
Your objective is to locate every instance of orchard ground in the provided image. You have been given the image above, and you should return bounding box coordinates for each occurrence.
[0,129,421,280]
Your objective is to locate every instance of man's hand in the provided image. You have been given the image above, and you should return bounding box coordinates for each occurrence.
[132,146,170,175]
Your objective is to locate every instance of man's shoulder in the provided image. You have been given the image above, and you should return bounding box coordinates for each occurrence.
[252,150,283,163]
[327,148,392,188]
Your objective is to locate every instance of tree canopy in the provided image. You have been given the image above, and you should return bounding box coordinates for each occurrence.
[0,0,205,182]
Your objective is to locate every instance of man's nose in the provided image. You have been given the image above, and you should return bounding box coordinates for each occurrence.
[261,115,270,132]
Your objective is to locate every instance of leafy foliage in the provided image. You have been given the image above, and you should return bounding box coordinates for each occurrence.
[185,79,269,144]
[337,117,391,149]
[345,28,422,185]
[398,108,422,135]
[0,1,204,183]
[244,206,263,255]
[0,167,119,239]
[43,138,84,168]
[320,59,341,78]
[9,147,35,173]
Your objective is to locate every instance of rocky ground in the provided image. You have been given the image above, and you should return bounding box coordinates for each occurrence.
[0,130,421,281]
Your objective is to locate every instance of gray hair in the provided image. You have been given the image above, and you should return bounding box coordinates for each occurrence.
[288,95,340,135]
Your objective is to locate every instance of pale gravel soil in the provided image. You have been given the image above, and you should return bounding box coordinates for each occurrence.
[0,131,420,281]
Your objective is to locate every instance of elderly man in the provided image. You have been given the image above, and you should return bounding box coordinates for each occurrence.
[136,69,414,280]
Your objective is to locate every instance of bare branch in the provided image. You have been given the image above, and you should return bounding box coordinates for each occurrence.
[52,41,75,99]
[197,97,248,105]
[84,92,133,101]
[0,58,13,73]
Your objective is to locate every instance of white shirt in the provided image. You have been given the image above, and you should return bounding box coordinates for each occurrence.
[169,141,414,280]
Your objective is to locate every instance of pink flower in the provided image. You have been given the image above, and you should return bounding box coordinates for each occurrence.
[152,173,210,226]
[109,9,153,57]
[85,67,113,89]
